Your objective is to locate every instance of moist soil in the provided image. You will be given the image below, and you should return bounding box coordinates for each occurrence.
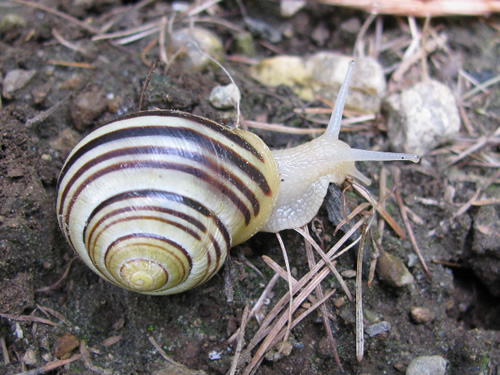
[0,1,499,374]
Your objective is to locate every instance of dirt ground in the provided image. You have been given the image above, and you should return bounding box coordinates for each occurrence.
[0,1,499,374]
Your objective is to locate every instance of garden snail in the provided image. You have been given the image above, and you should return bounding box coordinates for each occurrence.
[56,62,419,295]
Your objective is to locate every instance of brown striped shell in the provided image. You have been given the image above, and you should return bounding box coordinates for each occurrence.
[56,110,280,295]
[57,62,419,296]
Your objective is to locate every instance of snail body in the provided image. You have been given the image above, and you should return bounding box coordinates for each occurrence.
[56,62,418,295]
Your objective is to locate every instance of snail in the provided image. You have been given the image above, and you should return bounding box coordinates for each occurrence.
[56,62,419,295]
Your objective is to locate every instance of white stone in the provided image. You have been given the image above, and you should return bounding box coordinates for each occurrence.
[281,0,307,17]
[385,80,460,155]
[209,83,241,110]
[406,355,448,375]
[2,69,36,99]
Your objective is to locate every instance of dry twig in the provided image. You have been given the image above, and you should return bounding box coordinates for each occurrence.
[0,313,58,327]
[1,336,9,365]
[316,0,500,17]
[36,257,78,293]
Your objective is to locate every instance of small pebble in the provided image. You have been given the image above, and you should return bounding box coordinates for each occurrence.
[235,31,256,56]
[280,0,306,17]
[209,83,241,110]
[317,336,333,358]
[244,17,282,43]
[55,332,80,359]
[385,80,460,155]
[2,69,37,99]
[168,27,224,73]
[249,55,308,89]
[31,82,52,104]
[410,306,435,324]
[341,269,357,278]
[406,355,447,375]
[208,349,223,361]
[0,14,27,37]
[70,86,107,131]
[264,341,293,361]
[365,321,392,337]
[377,251,414,287]
[22,349,38,365]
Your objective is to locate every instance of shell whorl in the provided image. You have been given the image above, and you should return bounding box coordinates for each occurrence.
[56,110,280,295]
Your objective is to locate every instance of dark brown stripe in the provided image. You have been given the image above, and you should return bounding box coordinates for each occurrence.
[193,235,223,288]
[84,190,231,255]
[61,146,260,218]
[84,205,206,248]
[57,111,270,195]
[64,161,252,234]
[87,214,203,262]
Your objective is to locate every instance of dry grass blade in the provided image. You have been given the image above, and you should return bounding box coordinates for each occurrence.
[101,336,121,347]
[0,312,58,327]
[1,336,9,364]
[242,267,338,375]
[116,27,160,45]
[149,336,186,366]
[246,114,375,135]
[450,169,500,221]
[356,223,369,363]
[228,304,250,375]
[275,233,293,346]
[227,274,280,346]
[461,73,500,101]
[246,120,325,135]
[52,28,90,54]
[446,129,500,168]
[295,227,353,301]
[46,60,95,69]
[249,273,280,322]
[36,256,77,293]
[36,305,71,326]
[186,0,222,16]
[334,201,370,235]
[13,0,100,34]
[353,13,377,57]
[368,232,382,287]
[241,216,368,373]
[352,183,407,239]
[91,22,161,41]
[472,198,500,206]
[159,16,168,64]
[303,226,342,369]
[13,353,82,375]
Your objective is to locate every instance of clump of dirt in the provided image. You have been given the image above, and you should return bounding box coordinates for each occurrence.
[0,1,499,375]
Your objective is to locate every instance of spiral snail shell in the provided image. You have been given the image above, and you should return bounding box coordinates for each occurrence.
[56,62,419,295]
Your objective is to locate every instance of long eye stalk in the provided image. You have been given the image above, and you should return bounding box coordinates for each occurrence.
[324,60,419,163]
[325,60,355,139]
